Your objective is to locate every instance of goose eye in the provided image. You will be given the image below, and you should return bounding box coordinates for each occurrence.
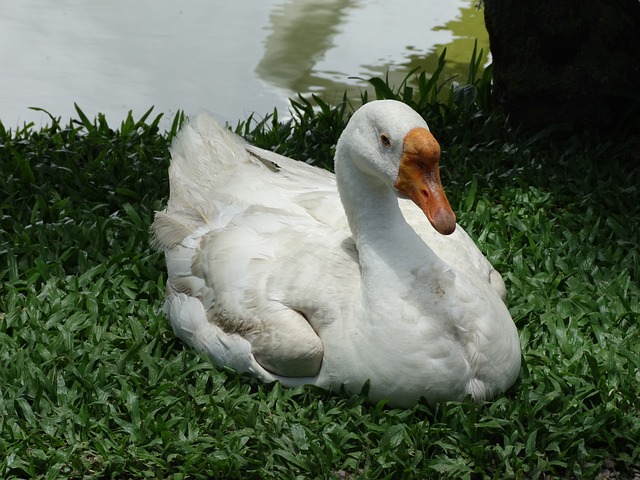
[380,133,391,148]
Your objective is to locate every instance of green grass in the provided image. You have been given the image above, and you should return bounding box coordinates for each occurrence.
[1,55,639,479]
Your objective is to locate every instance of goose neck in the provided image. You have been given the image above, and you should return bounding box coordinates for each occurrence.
[335,153,440,279]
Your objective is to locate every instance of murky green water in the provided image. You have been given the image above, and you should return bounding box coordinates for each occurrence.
[0,0,488,127]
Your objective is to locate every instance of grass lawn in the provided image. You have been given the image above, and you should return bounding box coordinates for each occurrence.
[1,62,639,478]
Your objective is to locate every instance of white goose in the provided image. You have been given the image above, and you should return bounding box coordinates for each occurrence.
[153,100,520,407]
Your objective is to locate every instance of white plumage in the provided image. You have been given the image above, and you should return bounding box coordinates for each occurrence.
[153,100,520,407]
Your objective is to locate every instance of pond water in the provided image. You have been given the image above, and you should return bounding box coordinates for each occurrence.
[0,0,488,129]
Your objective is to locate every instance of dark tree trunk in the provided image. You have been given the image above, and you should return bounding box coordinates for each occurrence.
[483,0,640,132]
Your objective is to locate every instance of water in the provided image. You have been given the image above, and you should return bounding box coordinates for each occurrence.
[0,0,488,130]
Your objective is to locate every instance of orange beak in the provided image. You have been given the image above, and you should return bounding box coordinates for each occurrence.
[394,127,456,235]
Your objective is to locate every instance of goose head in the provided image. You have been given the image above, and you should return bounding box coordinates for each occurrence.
[335,100,456,235]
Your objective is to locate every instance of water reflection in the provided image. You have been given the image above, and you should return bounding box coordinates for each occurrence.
[256,0,488,108]
[0,0,487,128]
[431,3,490,72]
[256,0,354,94]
